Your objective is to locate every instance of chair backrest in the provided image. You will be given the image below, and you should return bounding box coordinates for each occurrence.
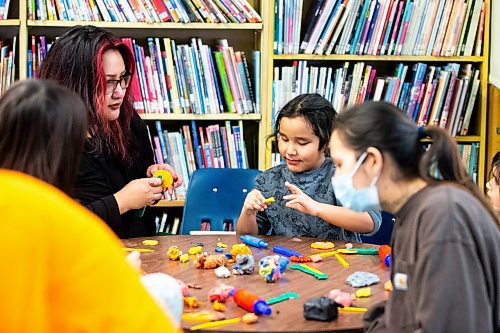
[360,212,394,245]
[180,168,262,235]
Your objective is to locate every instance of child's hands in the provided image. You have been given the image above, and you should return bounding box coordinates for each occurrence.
[284,181,320,217]
[242,189,267,215]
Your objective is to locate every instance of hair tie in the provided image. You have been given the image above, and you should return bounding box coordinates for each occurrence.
[417,126,426,140]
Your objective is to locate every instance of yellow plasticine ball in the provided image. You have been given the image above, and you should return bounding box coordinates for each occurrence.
[355,287,372,298]
[167,246,181,260]
[310,241,335,250]
[142,239,158,246]
[179,253,189,263]
[230,243,252,260]
[264,197,275,205]
[153,170,173,189]
[188,245,203,255]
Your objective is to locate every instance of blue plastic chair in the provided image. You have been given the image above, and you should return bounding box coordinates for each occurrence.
[360,212,394,245]
[180,168,262,235]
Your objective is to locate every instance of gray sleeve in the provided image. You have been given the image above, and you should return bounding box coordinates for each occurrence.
[254,173,271,235]
[363,210,382,236]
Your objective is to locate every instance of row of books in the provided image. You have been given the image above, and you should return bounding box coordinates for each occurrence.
[29,0,261,23]
[0,0,10,19]
[148,120,249,199]
[272,61,480,137]
[275,0,485,57]
[28,36,260,115]
[154,212,180,235]
[0,38,16,96]
[273,143,480,183]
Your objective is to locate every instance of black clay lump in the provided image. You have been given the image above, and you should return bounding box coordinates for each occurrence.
[303,296,341,321]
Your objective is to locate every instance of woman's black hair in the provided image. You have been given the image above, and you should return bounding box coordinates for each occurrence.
[333,101,498,224]
[490,152,500,191]
[0,80,88,195]
[269,93,336,151]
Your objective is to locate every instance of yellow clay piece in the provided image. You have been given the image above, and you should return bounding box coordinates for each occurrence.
[142,239,158,246]
[213,300,225,312]
[153,170,173,188]
[264,197,275,205]
[167,246,181,260]
[180,253,189,263]
[310,241,335,250]
[355,287,371,298]
[188,245,203,255]
[216,242,227,248]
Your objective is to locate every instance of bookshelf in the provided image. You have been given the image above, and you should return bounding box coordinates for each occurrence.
[264,0,491,190]
[2,0,269,210]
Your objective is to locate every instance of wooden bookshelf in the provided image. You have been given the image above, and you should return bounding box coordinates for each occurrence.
[274,54,484,63]
[0,19,21,26]
[152,200,184,208]
[27,20,262,30]
[264,0,491,189]
[139,113,261,121]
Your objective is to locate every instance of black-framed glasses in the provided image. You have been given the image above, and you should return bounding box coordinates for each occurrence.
[106,73,132,94]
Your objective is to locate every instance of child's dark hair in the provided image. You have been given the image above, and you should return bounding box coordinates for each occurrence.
[490,152,500,189]
[269,94,336,151]
[0,80,88,195]
[333,101,498,224]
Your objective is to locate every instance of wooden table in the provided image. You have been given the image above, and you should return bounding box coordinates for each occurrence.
[123,235,390,332]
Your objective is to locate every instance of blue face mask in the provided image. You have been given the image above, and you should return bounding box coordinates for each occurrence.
[331,152,381,212]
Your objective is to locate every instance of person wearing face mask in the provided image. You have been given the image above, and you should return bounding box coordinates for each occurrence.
[38,26,183,238]
[329,101,499,332]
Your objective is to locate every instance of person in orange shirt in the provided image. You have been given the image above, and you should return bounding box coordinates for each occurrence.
[0,80,180,332]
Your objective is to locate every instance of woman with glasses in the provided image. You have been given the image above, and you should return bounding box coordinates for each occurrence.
[39,25,182,238]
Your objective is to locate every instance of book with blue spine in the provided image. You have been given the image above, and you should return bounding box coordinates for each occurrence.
[350,0,371,54]
[155,121,168,161]
[190,120,203,169]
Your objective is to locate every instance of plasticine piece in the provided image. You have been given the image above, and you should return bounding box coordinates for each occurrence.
[345,243,353,249]
[213,300,225,312]
[242,313,258,324]
[258,255,289,283]
[273,245,302,257]
[176,279,189,297]
[182,311,225,323]
[304,296,340,322]
[230,243,253,260]
[351,248,379,255]
[216,242,227,248]
[195,253,227,269]
[264,197,275,205]
[267,292,299,305]
[355,287,372,298]
[224,253,233,260]
[290,255,312,262]
[215,247,224,253]
[180,253,189,263]
[311,241,335,250]
[184,296,201,308]
[142,239,159,246]
[336,249,358,254]
[187,282,202,289]
[327,289,353,307]
[311,255,323,262]
[232,254,255,275]
[153,170,173,188]
[188,245,203,255]
[290,237,303,242]
[346,271,381,288]
[167,246,181,261]
[289,264,328,280]
[384,280,394,291]
[195,242,204,247]
[214,266,231,278]
[208,284,235,302]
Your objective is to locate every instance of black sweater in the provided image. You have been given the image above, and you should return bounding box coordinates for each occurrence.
[73,113,157,239]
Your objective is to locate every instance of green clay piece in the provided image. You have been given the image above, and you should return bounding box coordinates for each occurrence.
[267,292,299,305]
[350,248,379,255]
[289,264,329,280]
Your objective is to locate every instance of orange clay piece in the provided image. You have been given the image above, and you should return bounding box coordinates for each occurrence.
[310,241,335,250]
[230,243,252,260]
[194,253,227,269]
[167,246,181,260]
[384,280,394,291]
[290,255,312,262]
[242,313,258,324]
[213,300,225,312]
[184,296,203,308]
